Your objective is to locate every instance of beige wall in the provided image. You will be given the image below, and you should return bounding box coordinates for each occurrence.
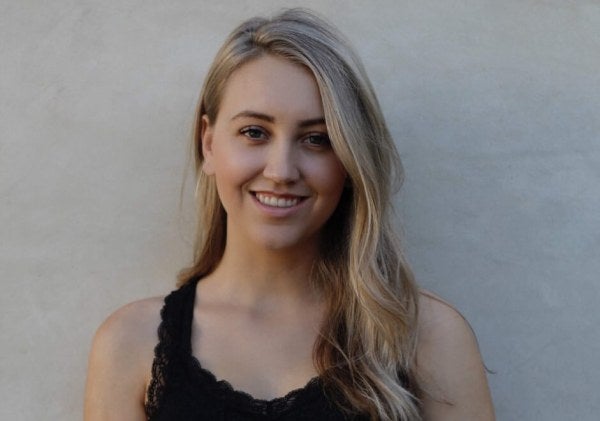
[2,1,599,419]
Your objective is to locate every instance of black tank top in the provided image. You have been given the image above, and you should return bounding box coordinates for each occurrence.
[144,278,369,420]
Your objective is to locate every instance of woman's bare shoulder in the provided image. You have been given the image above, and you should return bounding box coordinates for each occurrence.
[415,289,495,420]
[417,289,466,332]
[84,296,165,421]
[94,296,164,346]
[416,289,479,379]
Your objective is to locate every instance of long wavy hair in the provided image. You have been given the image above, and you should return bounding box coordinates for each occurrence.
[178,9,422,420]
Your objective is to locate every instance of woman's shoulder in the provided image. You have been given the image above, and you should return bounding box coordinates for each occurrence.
[88,296,165,386]
[417,289,469,335]
[416,289,480,381]
[93,296,165,350]
[415,289,495,420]
[85,296,166,420]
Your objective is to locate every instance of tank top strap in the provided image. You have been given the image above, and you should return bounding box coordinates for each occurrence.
[145,277,200,419]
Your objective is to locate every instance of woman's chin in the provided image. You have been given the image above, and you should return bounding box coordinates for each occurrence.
[251,232,319,255]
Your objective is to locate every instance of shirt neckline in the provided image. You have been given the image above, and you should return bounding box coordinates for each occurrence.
[180,277,324,415]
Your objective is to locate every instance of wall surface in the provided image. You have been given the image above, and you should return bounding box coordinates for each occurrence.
[1,1,599,420]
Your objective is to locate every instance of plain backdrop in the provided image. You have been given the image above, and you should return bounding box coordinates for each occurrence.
[1,1,599,420]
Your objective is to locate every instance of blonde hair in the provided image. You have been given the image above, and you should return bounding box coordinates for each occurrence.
[179,8,422,420]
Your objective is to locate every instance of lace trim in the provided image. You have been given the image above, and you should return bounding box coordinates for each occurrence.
[185,353,323,416]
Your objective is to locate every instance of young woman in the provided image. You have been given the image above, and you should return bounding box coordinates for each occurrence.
[85,9,494,421]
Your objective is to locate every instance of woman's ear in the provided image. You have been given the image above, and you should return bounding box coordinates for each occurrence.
[201,115,215,175]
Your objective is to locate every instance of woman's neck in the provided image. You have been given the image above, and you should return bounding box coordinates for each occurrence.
[200,239,322,312]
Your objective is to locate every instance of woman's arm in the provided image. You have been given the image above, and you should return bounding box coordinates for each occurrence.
[84,298,162,421]
[417,291,495,421]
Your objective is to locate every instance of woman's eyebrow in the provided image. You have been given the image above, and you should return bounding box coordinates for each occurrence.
[231,110,325,127]
[231,110,274,123]
[298,117,326,128]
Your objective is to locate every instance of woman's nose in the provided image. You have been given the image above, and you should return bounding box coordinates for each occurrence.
[263,142,300,184]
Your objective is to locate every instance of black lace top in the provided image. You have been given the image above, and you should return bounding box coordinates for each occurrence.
[144,278,369,420]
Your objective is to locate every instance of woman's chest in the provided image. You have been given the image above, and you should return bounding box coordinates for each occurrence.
[190,303,321,400]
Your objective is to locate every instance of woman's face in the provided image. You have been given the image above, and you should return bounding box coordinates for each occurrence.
[201,54,347,253]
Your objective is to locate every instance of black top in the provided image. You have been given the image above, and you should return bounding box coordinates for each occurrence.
[144,278,369,420]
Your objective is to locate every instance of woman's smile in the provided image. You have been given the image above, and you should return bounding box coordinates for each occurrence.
[253,192,306,209]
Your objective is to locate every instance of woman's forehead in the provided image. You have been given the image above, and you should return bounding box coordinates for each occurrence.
[216,55,324,124]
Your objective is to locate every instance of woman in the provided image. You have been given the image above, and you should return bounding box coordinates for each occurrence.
[85,9,494,420]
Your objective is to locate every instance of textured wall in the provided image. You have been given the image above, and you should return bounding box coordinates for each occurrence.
[1,1,598,420]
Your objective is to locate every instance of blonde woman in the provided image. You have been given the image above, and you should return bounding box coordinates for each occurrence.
[85,9,494,420]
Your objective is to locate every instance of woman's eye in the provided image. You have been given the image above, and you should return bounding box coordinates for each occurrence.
[304,134,331,147]
[240,127,266,140]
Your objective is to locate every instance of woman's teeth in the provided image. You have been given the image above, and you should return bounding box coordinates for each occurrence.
[256,193,300,208]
